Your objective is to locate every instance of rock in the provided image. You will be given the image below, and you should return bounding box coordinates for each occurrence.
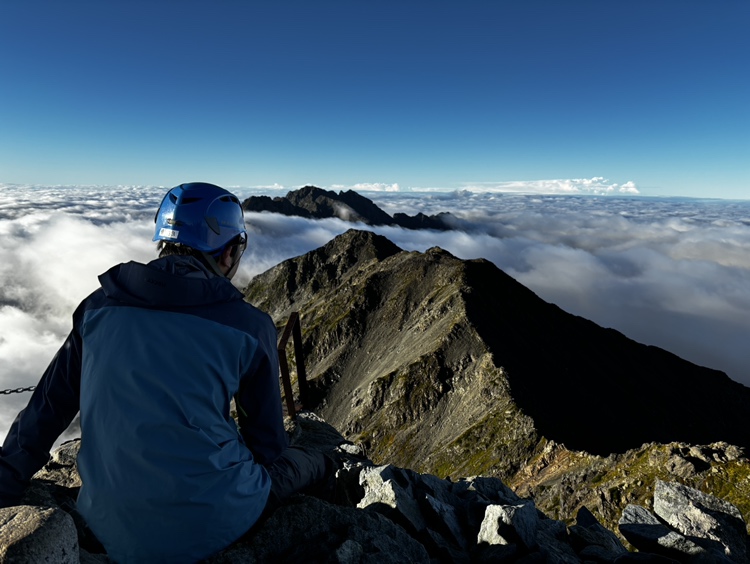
[477,501,539,549]
[461,475,522,506]
[569,506,628,560]
[357,465,427,534]
[535,518,581,563]
[420,527,470,564]
[472,541,520,563]
[619,503,708,559]
[3,416,749,564]
[0,505,79,563]
[208,495,431,564]
[653,479,748,562]
[31,440,82,489]
[613,554,681,563]
[509,440,750,545]
[423,493,466,548]
[666,454,700,478]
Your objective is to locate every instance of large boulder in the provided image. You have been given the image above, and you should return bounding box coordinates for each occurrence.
[208,495,431,564]
[0,505,78,564]
[619,480,749,563]
[653,480,747,562]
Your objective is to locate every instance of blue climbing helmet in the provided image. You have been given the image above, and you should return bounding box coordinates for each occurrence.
[153,182,246,254]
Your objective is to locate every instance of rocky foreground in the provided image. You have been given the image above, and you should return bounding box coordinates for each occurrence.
[1,413,748,563]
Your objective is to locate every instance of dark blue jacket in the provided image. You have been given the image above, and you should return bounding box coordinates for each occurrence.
[0,256,288,563]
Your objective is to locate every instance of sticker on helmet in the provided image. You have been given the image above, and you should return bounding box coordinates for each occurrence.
[159,228,179,239]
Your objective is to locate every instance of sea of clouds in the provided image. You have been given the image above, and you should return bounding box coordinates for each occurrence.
[1,182,749,443]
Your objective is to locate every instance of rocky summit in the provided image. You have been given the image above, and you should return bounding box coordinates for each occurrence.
[2,415,748,563]
[244,229,750,532]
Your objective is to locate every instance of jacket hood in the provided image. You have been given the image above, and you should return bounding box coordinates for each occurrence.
[98,256,244,308]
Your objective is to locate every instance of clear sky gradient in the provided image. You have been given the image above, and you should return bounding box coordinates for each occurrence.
[1,1,748,198]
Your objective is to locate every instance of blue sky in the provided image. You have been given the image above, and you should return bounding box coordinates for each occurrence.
[1,1,748,198]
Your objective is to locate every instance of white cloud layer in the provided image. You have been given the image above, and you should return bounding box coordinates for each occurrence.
[1,183,748,444]
[459,177,640,195]
[329,182,402,192]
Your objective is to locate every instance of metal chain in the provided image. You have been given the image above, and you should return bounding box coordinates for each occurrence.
[0,386,36,395]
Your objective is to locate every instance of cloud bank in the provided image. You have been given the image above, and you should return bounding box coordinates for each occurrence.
[1,183,748,444]
[329,182,402,192]
[276,177,638,195]
[459,177,640,195]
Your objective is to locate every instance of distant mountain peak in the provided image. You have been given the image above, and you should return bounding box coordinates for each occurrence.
[242,187,456,231]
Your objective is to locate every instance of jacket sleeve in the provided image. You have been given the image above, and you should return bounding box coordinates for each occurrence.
[0,317,82,508]
[236,316,289,466]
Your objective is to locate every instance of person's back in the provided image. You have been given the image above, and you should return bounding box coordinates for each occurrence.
[75,253,280,562]
[0,183,331,563]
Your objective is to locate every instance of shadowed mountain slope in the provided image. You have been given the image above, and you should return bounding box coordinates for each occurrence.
[244,230,750,475]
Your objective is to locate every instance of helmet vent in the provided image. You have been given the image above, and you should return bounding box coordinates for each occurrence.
[180,197,202,204]
[220,195,240,205]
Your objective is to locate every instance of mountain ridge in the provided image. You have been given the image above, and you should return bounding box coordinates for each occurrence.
[242,186,456,230]
[246,229,750,458]
[244,228,750,532]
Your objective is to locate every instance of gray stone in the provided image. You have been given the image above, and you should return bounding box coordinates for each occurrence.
[666,454,699,478]
[422,493,466,548]
[721,444,744,462]
[220,495,431,564]
[535,518,581,564]
[580,543,628,562]
[357,465,427,534]
[653,480,748,563]
[472,542,520,563]
[31,439,82,489]
[0,505,79,564]
[477,501,539,549]
[334,539,365,563]
[333,461,368,506]
[336,442,367,458]
[570,506,627,559]
[421,528,470,564]
[619,504,707,559]
[613,554,681,563]
[460,475,522,505]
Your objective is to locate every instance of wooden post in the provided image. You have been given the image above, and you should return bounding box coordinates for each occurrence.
[277,312,307,419]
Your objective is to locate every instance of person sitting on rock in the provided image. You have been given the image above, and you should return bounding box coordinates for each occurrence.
[0,182,333,563]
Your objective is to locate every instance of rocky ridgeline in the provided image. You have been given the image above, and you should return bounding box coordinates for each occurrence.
[242,186,456,231]
[1,414,748,563]
[244,229,750,535]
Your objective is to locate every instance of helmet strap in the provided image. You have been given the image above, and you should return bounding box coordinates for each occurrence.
[201,246,243,280]
[224,256,242,280]
[201,251,228,278]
